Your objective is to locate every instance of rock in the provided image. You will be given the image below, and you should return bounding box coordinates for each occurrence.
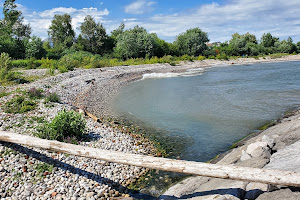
[256,188,300,200]
[264,140,300,172]
[237,157,269,168]
[240,150,252,161]
[217,148,244,165]
[261,135,275,148]
[244,182,271,199]
[51,192,58,197]
[246,142,268,155]
[86,192,95,198]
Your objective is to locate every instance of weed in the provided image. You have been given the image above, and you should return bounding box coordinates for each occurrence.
[4,95,36,114]
[35,163,53,175]
[27,87,44,99]
[44,92,60,103]
[35,109,86,141]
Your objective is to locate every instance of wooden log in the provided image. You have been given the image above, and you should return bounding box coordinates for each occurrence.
[1,131,300,187]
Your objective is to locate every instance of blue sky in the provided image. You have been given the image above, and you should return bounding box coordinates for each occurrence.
[1,0,300,43]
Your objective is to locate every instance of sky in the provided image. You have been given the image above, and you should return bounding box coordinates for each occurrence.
[1,0,300,43]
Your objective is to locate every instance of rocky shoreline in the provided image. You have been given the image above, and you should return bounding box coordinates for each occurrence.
[1,55,300,199]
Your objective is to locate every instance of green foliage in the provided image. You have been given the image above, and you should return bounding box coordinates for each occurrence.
[44,92,60,103]
[0,52,16,81]
[48,14,75,48]
[59,54,79,71]
[0,91,9,98]
[174,28,209,56]
[35,163,53,175]
[24,36,46,59]
[27,87,44,99]
[261,33,279,48]
[114,26,158,59]
[4,95,36,113]
[0,52,11,70]
[35,109,86,141]
[80,15,109,54]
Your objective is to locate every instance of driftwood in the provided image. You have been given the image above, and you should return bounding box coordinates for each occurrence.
[1,131,300,187]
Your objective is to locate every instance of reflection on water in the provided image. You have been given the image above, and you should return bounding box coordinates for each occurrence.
[112,61,300,162]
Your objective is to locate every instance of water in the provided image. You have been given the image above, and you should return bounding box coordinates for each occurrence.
[112,61,300,162]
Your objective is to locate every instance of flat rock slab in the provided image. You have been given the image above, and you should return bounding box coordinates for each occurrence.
[264,140,300,172]
[256,188,300,200]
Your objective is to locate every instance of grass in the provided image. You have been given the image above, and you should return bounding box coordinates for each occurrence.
[44,92,60,103]
[3,95,37,114]
[35,163,54,176]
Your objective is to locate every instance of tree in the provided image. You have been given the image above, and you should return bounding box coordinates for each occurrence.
[174,28,209,56]
[48,14,75,48]
[114,26,157,59]
[24,36,46,59]
[277,37,297,54]
[80,15,108,54]
[229,32,258,56]
[0,0,31,59]
[261,33,278,48]
[111,22,125,41]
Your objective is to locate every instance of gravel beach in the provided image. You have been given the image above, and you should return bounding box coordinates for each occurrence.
[1,54,300,199]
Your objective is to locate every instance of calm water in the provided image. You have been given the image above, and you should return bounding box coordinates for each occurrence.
[112,61,300,162]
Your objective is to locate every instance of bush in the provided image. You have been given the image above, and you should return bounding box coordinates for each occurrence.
[4,96,36,113]
[11,60,28,68]
[45,92,60,103]
[59,55,80,71]
[0,53,14,81]
[27,87,44,99]
[35,109,86,141]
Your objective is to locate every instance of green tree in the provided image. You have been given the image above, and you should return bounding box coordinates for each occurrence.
[0,0,31,59]
[261,33,278,48]
[24,36,46,59]
[277,37,297,54]
[80,15,108,54]
[229,32,258,56]
[48,14,75,48]
[114,26,157,59]
[111,22,125,41]
[174,28,209,56]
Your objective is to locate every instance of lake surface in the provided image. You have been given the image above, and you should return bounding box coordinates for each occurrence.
[112,61,300,162]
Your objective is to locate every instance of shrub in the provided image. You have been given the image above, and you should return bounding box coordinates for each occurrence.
[4,96,36,113]
[27,87,44,99]
[197,55,206,60]
[35,109,86,141]
[0,52,14,81]
[59,55,79,71]
[44,92,60,103]
[11,60,28,68]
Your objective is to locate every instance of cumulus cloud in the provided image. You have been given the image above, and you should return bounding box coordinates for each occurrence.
[21,6,109,39]
[122,0,300,42]
[124,0,156,15]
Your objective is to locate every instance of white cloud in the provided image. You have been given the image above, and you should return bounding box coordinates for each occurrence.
[21,6,109,39]
[124,0,156,15]
[122,0,300,42]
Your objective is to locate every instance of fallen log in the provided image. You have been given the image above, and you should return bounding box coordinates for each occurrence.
[1,131,300,187]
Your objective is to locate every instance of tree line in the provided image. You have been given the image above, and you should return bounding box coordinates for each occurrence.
[1,0,300,61]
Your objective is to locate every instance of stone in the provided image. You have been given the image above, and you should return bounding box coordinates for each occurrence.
[86,192,95,198]
[246,142,268,155]
[256,188,300,200]
[261,135,275,148]
[264,140,300,172]
[240,150,252,161]
[244,182,270,200]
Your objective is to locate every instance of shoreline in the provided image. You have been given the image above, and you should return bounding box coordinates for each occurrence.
[0,55,300,199]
